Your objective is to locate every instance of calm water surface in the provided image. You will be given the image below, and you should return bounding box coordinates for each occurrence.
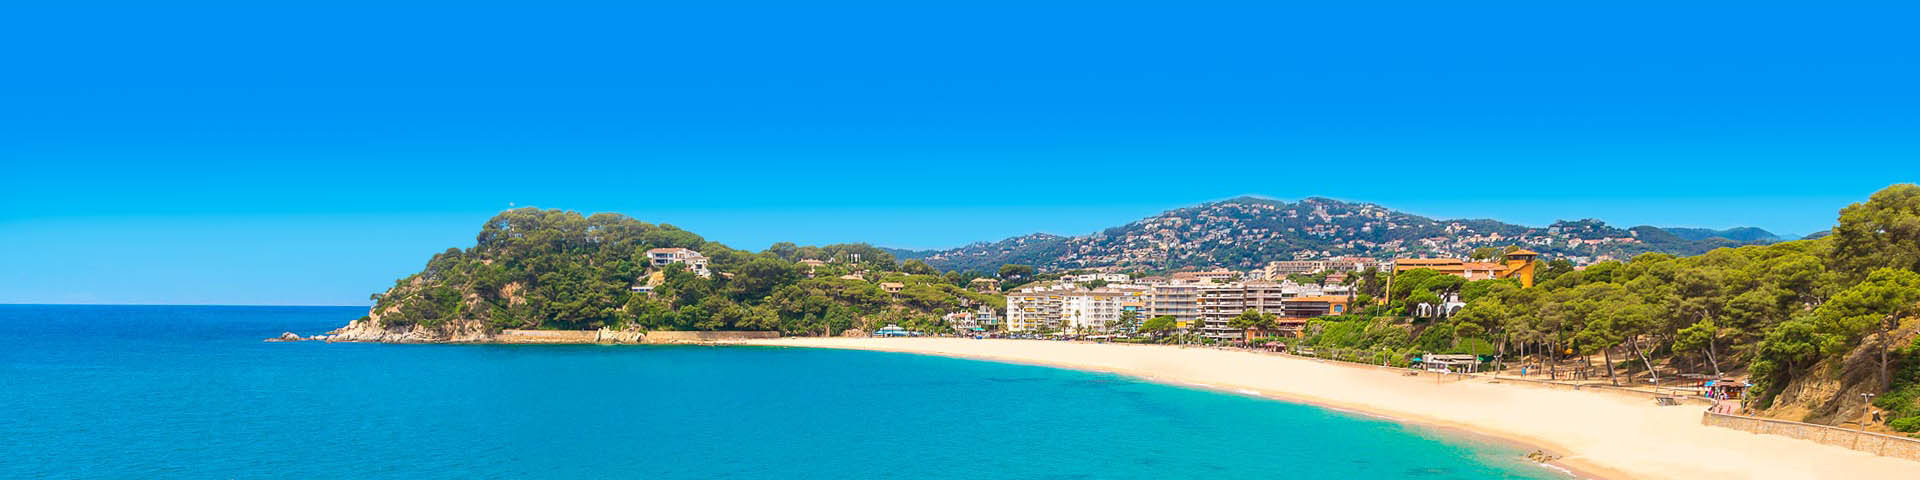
[1,305,1557,479]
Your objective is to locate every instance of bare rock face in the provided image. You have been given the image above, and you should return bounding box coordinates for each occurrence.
[840,328,870,338]
[1758,324,1916,427]
[264,332,303,342]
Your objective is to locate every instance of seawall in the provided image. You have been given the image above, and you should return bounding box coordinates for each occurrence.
[1701,410,1920,461]
[642,330,780,343]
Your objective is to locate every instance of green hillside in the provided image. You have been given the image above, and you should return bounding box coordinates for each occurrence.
[363,209,1001,336]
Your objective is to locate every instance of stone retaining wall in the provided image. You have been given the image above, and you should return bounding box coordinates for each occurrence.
[495,329,607,343]
[1283,352,1715,405]
[1702,410,1920,461]
[641,330,780,343]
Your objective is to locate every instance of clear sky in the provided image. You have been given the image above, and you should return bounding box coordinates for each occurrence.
[3,2,1917,305]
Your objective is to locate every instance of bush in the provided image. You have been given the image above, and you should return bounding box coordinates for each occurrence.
[1889,416,1920,433]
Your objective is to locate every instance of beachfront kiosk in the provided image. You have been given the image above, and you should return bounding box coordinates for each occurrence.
[1416,354,1481,373]
[1703,378,1751,400]
[874,324,911,337]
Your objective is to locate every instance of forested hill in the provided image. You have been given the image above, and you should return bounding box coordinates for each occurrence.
[894,196,1783,273]
[345,209,1001,340]
[1293,184,1920,435]
[1665,226,1789,243]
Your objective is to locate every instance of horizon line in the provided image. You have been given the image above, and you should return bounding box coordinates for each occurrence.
[0,303,366,308]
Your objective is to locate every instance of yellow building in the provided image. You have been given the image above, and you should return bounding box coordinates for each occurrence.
[1501,249,1538,288]
[1394,249,1539,288]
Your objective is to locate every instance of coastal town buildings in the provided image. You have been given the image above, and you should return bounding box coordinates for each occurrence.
[969,277,1000,293]
[1008,273,1355,337]
[1142,280,1201,329]
[1262,257,1391,280]
[944,305,1001,332]
[1005,282,1075,332]
[1062,290,1122,332]
[1281,295,1350,318]
[1171,268,1240,283]
[1004,282,1148,334]
[1264,260,1328,277]
[1195,281,1354,340]
[1197,282,1286,339]
[1065,273,1132,284]
[645,248,711,277]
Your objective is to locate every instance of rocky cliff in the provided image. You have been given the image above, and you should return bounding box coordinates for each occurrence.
[1757,323,1920,433]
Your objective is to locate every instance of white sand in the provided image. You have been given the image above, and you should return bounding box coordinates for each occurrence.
[738,337,1918,480]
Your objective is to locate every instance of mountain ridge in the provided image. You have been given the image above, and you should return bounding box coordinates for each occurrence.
[891,196,1783,273]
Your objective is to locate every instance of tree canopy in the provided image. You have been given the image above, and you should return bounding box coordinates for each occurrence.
[368,208,1005,336]
[1298,184,1920,432]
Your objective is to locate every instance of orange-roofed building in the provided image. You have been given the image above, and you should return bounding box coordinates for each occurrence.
[1281,295,1351,317]
[1394,249,1539,288]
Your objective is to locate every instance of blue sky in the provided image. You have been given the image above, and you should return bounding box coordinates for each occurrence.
[3,2,1917,305]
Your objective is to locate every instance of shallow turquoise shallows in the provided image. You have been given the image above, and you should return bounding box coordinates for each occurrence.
[0,305,1556,479]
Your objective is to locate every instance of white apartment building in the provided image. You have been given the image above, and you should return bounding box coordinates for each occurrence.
[646,248,710,277]
[1006,283,1149,334]
[944,305,1001,332]
[1062,290,1122,333]
[1194,280,1355,340]
[1006,283,1075,332]
[1142,280,1201,329]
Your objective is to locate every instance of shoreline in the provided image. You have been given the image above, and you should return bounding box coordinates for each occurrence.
[1134,366,1614,479]
[734,337,1916,480]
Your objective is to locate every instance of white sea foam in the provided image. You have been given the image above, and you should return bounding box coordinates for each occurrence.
[1535,461,1577,478]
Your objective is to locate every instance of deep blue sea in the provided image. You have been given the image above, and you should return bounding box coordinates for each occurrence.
[1,305,1556,479]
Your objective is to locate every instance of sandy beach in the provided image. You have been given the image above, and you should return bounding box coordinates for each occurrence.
[739,337,1917,480]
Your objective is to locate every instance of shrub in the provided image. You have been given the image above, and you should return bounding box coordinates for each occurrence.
[1888,417,1920,433]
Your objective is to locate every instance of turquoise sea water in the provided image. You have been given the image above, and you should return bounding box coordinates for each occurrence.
[1,305,1556,479]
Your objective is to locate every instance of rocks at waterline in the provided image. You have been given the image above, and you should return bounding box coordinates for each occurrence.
[1525,450,1562,463]
[263,332,329,342]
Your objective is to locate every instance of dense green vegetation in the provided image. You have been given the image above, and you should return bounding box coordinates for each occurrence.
[368,208,1003,336]
[1298,185,1920,432]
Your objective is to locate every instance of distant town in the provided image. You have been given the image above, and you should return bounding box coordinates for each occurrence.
[629,244,1547,343]
[997,251,1537,340]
